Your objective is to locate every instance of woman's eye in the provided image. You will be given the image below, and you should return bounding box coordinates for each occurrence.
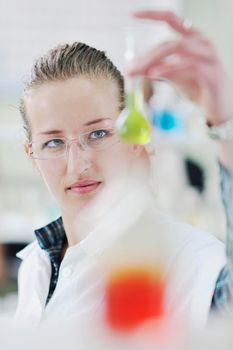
[43,139,65,149]
[89,129,109,139]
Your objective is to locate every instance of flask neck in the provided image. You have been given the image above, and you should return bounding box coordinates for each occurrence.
[125,77,144,112]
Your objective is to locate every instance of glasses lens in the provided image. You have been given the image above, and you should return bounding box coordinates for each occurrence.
[81,128,119,150]
[30,139,66,159]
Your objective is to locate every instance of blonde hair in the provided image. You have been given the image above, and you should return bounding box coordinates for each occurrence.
[20,42,125,141]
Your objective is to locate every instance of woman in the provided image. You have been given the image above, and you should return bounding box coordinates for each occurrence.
[15,41,225,328]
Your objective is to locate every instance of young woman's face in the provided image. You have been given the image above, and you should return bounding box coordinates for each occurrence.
[24,77,147,216]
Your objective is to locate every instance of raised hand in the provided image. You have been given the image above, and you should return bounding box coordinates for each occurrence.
[127,10,233,127]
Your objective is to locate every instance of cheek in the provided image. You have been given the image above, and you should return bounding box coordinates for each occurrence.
[97,143,134,178]
[35,161,64,196]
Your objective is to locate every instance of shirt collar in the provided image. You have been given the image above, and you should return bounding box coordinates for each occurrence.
[34,217,66,250]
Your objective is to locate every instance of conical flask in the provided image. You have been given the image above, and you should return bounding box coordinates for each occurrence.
[116,77,152,145]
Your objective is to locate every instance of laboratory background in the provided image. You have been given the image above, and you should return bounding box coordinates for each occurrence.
[0,0,232,327]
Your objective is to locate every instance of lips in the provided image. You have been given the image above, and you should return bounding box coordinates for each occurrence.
[68,180,102,195]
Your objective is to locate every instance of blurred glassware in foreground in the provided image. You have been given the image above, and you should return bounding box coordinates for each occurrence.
[105,265,165,330]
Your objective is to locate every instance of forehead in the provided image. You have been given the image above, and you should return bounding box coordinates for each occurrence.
[24,77,120,134]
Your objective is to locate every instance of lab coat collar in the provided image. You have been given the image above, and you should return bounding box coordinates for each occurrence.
[16,241,39,260]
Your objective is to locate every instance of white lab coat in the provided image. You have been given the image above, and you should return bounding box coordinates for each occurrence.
[15,186,226,329]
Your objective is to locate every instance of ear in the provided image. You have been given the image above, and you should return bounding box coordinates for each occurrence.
[23,142,37,169]
[23,142,30,157]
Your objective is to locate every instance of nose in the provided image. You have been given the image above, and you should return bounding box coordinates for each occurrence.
[66,140,92,175]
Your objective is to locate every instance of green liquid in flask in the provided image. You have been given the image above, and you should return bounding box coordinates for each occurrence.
[116,86,151,145]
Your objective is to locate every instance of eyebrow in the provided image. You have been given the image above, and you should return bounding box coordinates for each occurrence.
[84,117,112,126]
[38,118,112,135]
[38,129,63,136]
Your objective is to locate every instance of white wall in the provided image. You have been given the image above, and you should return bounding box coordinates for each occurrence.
[182,0,233,79]
[0,0,180,88]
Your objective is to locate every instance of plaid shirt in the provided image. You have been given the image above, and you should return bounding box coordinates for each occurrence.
[34,217,67,305]
[211,163,233,311]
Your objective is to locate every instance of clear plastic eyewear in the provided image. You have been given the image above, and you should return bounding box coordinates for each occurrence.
[29,127,119,160]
